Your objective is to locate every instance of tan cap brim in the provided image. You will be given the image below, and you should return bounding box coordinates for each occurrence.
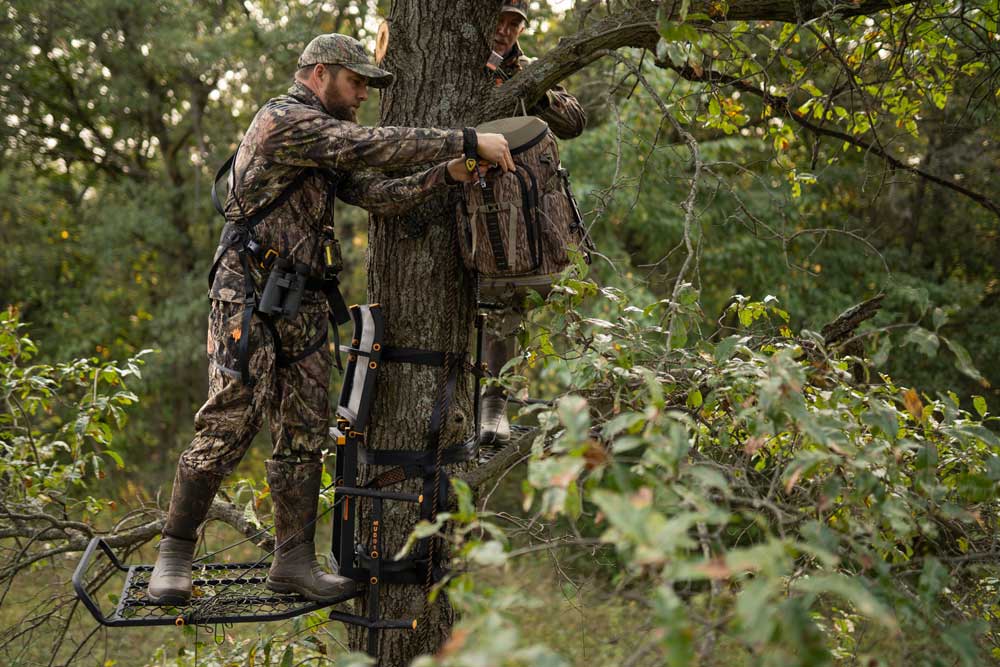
[500,6,528,19]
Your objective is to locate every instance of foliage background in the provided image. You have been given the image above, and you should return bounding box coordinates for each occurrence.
[1,0,998,665]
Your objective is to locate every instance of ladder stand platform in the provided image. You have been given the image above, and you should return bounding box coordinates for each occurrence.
[72,537,359,628]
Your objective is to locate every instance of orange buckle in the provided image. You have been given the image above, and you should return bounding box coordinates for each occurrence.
[261,247,280,268]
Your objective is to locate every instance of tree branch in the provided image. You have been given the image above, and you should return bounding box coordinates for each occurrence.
[0,498,273,582]
[660,59,1000,219]
[484,0,921,118]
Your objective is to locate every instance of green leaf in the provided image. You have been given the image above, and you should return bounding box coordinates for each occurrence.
[557,395,591,441]
[243,499,261,529]
[932,307,949,330]
[565,479,582,521]
[943,337,984,382]
[452,478,476,523]
[713,335,742,363]
[973,395,987,417]
[280,646,294,667]
[582,317,615,329]
[895,285,930,314]
[670,317,688,348]
[660,22,700,43]
[686,389,703,409]
[468,540,508,566]
[871,336,892,367]
[863,399,900,440]
[105,449,125,469]
[602,411,645,440]
[904,327,939,357]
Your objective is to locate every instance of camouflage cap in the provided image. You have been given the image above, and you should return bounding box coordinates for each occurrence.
[298,34,394,89]
[500,0,528,20]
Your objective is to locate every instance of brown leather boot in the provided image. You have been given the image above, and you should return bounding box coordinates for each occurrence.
[265,459,356,602]
[147,461,223,604]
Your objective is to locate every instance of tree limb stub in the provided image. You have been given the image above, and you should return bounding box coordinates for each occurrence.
[486,0,919,117]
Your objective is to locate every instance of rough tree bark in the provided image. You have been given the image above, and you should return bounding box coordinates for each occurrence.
[348,2,503,663]
[350,0,925,662]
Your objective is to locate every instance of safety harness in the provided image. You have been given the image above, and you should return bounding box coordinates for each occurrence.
[208,152,351,385]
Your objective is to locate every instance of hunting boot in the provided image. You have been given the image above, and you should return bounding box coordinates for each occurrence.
[265,459,356,602]
[479,388,511,446]
[478,332,513,446]
[147,461,224,604]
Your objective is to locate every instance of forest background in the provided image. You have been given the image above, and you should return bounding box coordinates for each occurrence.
[1,0,999,665]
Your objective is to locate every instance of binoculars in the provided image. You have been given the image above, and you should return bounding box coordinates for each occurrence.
[258,258,310,320]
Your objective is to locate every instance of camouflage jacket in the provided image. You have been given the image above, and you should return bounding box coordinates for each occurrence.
[210,82,464,303]
[492,43,586,140]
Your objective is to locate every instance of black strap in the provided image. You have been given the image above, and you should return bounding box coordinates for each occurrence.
[207,155,310,289]
[277,331,327,368]
[481,182,509,271]
[236,249,258,386]
[211,153,236,217]
[428,357,461,449]
[358,439,476,469]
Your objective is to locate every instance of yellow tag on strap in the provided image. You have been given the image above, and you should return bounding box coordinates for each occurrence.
[465,158,478,173]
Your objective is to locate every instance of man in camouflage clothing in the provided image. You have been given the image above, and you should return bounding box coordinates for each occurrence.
[149,33,513,605]
[479,0,587,446]
[487,0,586,140]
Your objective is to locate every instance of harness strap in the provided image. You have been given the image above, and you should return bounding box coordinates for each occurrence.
[207,155,310,289]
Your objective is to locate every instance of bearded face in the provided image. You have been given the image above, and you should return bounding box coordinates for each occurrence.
[315,66,368,122]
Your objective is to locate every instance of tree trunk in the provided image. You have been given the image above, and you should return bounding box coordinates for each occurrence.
[347,1,503,663]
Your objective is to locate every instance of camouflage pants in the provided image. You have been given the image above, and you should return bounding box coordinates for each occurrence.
[179,299,332,476]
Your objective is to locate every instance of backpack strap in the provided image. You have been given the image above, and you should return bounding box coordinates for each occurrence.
[480,182,510,272]
[505,201,518,268]
[211,153,236,217]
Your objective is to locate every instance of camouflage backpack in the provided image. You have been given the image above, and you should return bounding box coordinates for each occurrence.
[457,117,593,279]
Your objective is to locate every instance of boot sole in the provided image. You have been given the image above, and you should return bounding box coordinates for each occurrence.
[478,432,511,446]
[146,590,191,606]
[266,578,356,603]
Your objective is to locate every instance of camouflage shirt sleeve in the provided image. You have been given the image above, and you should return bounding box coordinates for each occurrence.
[518,55,587,140]
[262,102,464,171]
[337,163,454,216]
[533,86,587,140]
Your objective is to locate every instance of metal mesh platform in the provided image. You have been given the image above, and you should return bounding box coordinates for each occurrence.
[73,538,356,627]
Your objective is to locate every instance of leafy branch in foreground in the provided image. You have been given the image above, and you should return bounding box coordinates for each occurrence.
[414,282,999,667]
[0,309,271,664]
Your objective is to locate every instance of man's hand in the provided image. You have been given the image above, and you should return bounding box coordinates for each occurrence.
[447,158,477,183]
[475,132,515,172]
